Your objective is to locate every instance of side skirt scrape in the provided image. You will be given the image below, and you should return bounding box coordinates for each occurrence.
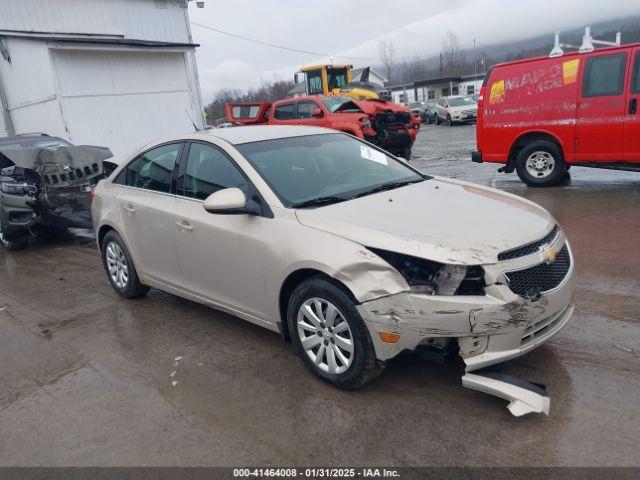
[461,371,550,417]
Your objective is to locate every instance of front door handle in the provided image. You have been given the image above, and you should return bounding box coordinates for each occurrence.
[176,221,194,232]
[123,205,135,215]
[630,98,638,115]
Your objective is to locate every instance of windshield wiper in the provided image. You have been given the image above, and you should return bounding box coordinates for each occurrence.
[291,196,347,209]
[352,178,424,199]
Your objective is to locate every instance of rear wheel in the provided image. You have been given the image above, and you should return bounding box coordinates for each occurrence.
[287,277,383,389]
[515,140,566,187]
[0,224,29,251]
[101,230,149,298]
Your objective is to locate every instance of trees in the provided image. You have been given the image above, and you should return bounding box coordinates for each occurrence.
[204,79,294,123]
[378,40,396,84]
[441,30,465,75]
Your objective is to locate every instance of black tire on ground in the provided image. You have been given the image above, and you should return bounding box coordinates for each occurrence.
[0,225,29,251]
[287,276,383,389]
[400,148,412,161]
[101,230,149,299]
[515,140,566,187]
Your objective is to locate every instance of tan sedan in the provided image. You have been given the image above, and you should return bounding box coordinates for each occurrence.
[92,126,574,403]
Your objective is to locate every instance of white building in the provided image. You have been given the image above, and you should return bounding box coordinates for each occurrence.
[0,0,205,163]
[350,67,387,87]
[389,73,485,104]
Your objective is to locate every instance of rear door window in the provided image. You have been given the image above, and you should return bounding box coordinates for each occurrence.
[296,101,318,119]
[179,143,247,201]
[116,143,181,193]
[582,53,627,97]
[274,103,295,120]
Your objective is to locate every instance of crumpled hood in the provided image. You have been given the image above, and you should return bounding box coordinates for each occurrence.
[295,177,555,265]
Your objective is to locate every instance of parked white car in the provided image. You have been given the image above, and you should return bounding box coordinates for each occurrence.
[436,95,478,126]
[92,126,574,413]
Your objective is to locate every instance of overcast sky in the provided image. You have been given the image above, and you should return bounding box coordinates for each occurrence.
[187,0,640,102]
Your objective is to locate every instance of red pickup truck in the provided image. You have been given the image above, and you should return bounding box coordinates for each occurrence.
[473,42,640,186]
[226,95,420,160]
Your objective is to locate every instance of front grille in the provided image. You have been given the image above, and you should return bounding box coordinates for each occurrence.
[498,225,560,261]
[461,109,476,116]
[376,111,411,125]
[505,245,570,297]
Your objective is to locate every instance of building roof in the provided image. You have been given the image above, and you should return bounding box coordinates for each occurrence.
[287,82,306,95]
[0,30,198,48]
[351,67,388,83]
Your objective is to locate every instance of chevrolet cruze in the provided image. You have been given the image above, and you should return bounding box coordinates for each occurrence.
[92,126,574,390]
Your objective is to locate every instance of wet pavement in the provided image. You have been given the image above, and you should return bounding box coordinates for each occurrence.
[1,124,639,467]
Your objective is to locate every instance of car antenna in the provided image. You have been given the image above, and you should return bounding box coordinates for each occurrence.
[185,109,200,132]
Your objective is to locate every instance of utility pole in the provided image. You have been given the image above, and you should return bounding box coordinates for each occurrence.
[473,38,477,78]
[439,53,443,77]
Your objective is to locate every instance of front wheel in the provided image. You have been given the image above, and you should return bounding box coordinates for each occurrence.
[287,277,383,389]
[515,140,566,187]
[101,230,149,298]
[0,224,29,251]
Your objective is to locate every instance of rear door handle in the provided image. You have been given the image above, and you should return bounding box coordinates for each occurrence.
[123,205,135,215]
[630,98,638,115]
[175,221,194,232]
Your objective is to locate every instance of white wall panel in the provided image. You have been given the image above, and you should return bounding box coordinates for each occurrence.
[53,49,195,161]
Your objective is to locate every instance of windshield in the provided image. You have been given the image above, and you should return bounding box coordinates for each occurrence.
[320,96,356,113]
[426,100,437,108]
[410,102,422,109]
[236,133,426,207]
[448,96,475,107]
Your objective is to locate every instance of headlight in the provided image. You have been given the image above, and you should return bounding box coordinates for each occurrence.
[360,117,372,129]
[0,182,37,196]
[368,247,485,295]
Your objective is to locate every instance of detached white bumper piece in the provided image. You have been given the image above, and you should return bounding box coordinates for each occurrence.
[462,372,550,417]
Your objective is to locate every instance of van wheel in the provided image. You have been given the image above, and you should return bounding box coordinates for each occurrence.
[287,277,383,389]
[101,230,149,299]
[515,141,566,187]
[0,224,29,251]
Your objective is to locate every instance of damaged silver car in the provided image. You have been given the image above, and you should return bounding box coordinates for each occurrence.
[92,126,574,415]
[0,133,114,250]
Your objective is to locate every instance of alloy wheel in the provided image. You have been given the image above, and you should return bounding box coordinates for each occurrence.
[297,298,354,374]
[525,151,555,178]
[105,241,129,289]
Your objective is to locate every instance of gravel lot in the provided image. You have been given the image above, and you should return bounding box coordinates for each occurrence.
[1,124,639,467]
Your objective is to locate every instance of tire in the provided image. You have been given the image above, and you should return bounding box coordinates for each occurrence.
[515,140,566,187]
[400,148,412,161]
[447,115,453,127]
[0,225,29,251]
[287,277,383,389]
[101,230,149,299]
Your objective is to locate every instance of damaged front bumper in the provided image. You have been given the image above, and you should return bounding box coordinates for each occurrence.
[355,244,575,372]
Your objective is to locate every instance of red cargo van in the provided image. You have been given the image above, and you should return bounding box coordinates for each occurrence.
[473,42,640,186]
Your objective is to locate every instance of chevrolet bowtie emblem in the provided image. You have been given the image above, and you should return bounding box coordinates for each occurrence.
[542,246,558,264]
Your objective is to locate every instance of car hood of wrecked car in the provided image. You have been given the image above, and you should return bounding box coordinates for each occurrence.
[0,144,113,170]
[295,177,555,265]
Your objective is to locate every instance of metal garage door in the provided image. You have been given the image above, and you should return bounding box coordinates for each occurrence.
[52,48,197,163]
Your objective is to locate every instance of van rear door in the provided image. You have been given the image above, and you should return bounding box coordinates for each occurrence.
[575,50,628,163]
[623,48,640,163]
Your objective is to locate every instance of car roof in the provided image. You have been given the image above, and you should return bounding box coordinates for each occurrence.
[197,125,334,145]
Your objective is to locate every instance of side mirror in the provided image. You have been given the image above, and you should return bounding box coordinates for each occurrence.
[311,108,324,118]
[203,188,248,214]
